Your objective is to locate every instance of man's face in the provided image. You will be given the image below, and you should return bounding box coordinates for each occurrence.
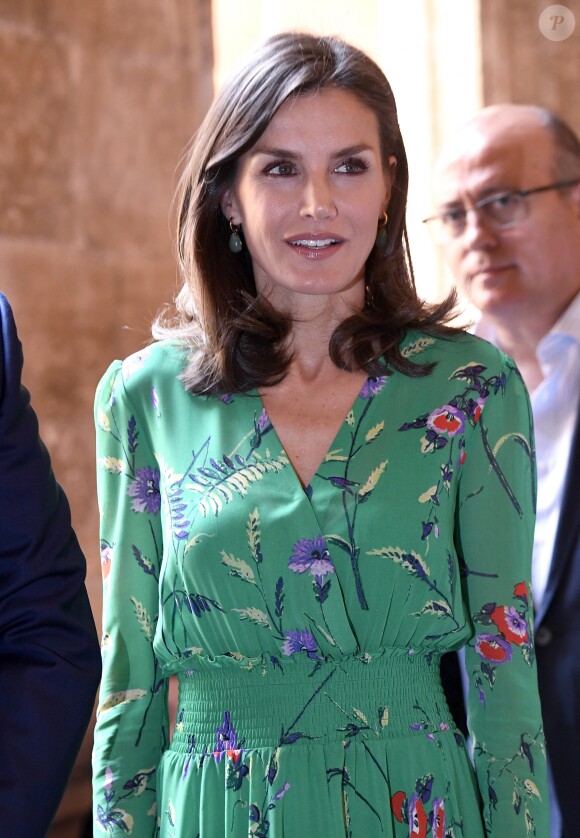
[434,111,580,328]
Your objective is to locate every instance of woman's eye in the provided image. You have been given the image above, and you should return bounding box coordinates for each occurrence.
[335,158,369,174]
[265,162,296,176]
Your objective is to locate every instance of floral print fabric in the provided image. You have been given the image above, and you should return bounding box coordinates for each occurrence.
[92,331,548,837]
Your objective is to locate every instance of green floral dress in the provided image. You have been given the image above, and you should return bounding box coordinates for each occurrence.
[92,331,548,837]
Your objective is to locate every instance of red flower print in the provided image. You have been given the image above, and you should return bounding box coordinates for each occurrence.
[472,397,486,424]
[390,790,407,823]
[100,540,113,580]
[427,405,466,437]
[475,633,513,663]
[491,606,529,645]
[432,798,445,838]
[513,581,528,602]
[409,794,428,837]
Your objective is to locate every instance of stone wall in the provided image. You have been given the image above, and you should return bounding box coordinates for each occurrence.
[0,1,213,834]
[481,0,580,133]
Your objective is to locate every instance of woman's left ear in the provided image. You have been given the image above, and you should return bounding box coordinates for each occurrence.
[385,155,397,197]
[381,155,397,212]
[220,191,239,224]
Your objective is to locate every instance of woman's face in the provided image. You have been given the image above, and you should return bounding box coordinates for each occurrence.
[222,87,396,314]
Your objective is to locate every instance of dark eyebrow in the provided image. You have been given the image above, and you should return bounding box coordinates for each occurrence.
[477,184,517,199]
[249,143,376,159]
[437,184,518,211]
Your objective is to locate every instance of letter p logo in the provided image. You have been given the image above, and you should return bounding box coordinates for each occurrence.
[539,5,576,40]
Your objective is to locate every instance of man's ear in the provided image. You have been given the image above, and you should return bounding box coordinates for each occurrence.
[571,181,580,219]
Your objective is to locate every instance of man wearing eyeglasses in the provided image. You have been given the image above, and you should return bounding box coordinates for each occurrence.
[428,103,580,838]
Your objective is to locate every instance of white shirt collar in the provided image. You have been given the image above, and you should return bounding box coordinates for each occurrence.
[473,290,580,359]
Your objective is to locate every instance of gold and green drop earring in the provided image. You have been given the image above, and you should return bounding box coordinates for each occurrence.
[228,219,243,253]
[375,211,388,249]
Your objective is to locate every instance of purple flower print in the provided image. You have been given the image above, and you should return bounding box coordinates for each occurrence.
[257,408,271,432]
[421,522,433,540]
[127,466,161,514]
[213,711,239,762]
[360,376,387,399]
[490,606,529,645]
[273,781,291,801]
[282,629,320,659]
[104,766,114,802]
[288,536,335,584]
[426,405,466,437]
[220,393,234,404]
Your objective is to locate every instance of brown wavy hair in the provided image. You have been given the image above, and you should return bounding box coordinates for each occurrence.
[154,31,458,395]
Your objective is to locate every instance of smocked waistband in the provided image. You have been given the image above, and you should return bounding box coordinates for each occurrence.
[169,648,454,753]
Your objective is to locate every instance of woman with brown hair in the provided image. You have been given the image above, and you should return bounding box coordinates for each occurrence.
[92,31,548,837]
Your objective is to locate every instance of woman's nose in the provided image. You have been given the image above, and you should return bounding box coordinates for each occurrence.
[300,175,337,220]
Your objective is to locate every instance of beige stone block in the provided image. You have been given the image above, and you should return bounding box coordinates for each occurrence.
[0,0,213,60]
[2,244,175,575]
[481,0,580,136]
[0,30,76,239]
[73,47,205,258]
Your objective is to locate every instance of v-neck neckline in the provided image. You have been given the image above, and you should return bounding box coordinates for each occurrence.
[254,373,372,493]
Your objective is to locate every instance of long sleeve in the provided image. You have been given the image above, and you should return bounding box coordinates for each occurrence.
[0,293,101,836]
[455,357,549,836]
[92,360,168,836]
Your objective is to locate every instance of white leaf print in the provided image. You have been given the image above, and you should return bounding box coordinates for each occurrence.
[412,600,452,618]
[105,809,134,833]
[97,408,111,433]
[98,456,125,474]
[365,421,384,443]
[523,779,541,799]
[247,508,262,563]
[221,551,256,583]
[184,532,214,554]
[167,800,176,826]
[131,596,154,638]
[358,460,388,500]
[98,689,147,714]
[187,456,288,518]
[401,337,435,358]
[419,485,438,503]
[367,547,431,579]
[233,607,271,628]
[324,449,349,462]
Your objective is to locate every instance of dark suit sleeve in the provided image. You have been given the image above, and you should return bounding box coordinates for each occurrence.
[0,293,101,836]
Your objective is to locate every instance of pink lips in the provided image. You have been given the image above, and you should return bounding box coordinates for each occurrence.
[286,233,343,259]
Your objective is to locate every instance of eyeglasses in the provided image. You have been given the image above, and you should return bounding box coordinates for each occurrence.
[423,178,580,242]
